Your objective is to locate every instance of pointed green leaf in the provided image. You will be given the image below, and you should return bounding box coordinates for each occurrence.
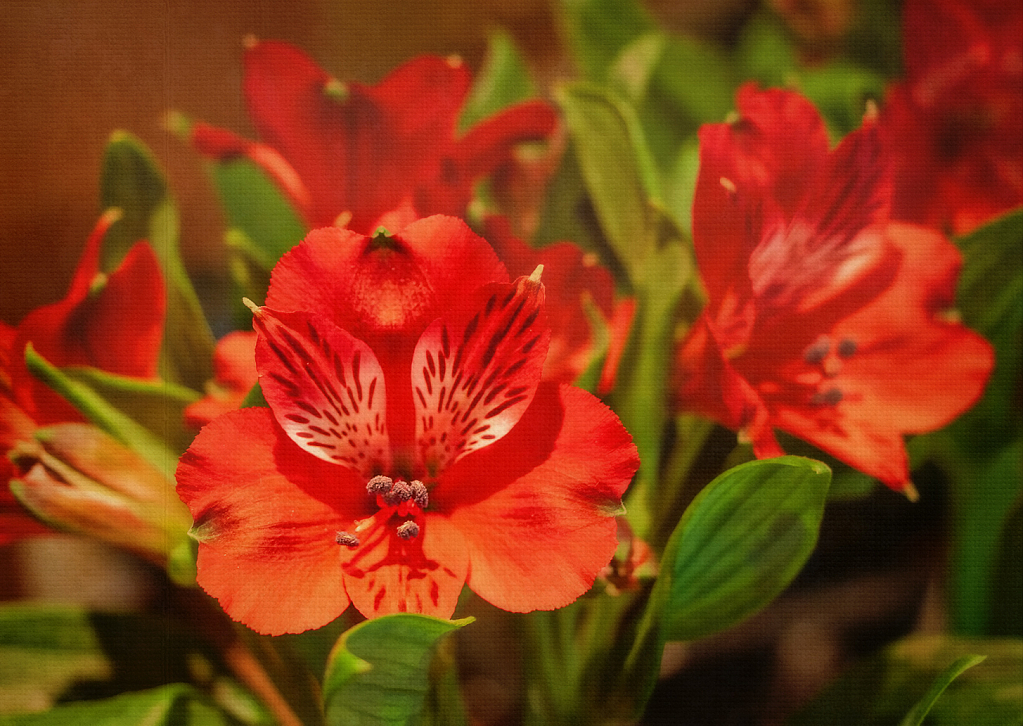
[558,0,654,80]
[24,345,181,478]
[899,654,988,726]
[556,82,660,282]
[211,159,306,267]
[951,209,1023,452]
[100,131,214,389]
[655,456,831,641]
[459,30,536,131]
[322,614,473,726]
[791,635,1023,726]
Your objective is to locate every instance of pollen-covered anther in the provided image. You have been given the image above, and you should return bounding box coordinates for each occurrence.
[366,475,394,495]
[811,387,843,407]
[382,480,413,506]
[396,520,420,541]
[335,531,360,548]
[803,335,832,365]
[409,480,429,510]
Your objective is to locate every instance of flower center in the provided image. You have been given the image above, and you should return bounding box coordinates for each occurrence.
[334,475,429,548]
[801,334,857,407]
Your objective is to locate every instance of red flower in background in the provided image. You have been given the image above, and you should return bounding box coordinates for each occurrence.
[674,85,993,493]
[1,210,165,543]
[883,0,1023,234]
[484,216,634,391]
[184,331,257,429]
[176,216,638,634]
[191,39,558,234]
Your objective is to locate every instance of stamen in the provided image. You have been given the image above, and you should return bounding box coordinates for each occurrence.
[803,335,832,365]
[335,531,360,548]
[396,520,420,540]
[366,475,393,495]
[382,480,412,506]
[837,338,857,358]
[409,480,429,510]
[811,387,843,406]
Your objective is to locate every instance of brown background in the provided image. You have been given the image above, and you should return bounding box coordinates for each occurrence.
[0,0,744,325]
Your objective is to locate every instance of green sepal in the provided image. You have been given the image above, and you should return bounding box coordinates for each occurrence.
[322,614,473,726]
[99,131,215,390]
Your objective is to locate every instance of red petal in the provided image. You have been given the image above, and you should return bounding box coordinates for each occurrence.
[251,307,390,475]
[268,217,507,350]
[694,85,830,306]
[438,383,639,612]
[454,101,559,181]
[413,274,549,472]
[183,331,258,429]
[191,122,312,222]
[177,408,368,634]
[341,514,468,619]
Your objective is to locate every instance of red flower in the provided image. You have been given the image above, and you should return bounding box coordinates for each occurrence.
[1,210,165,543]
[176,216,639,634]
[883,0,1023,234]
[674,85,993,492]
[484,216,634,391]
[184,331,258,429]
[191,39,558,234]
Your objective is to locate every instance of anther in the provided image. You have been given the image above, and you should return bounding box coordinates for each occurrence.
[837,338,857,358]
[811,387,843,406]
[396,521,420,540]
[335,531,360,547]
[803,335,832,365]
[409,480,429,510]
[382,480,413,506]
[366,475,393,495]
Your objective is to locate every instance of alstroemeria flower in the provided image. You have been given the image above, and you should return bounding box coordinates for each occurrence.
[1,210,165,543]
[484,216,634,391]
[673,85,993,492]
[176,216,639,634]
[190,39,559,233]
[882,0,1023,234]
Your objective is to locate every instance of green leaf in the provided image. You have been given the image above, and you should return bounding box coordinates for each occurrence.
[791,635,1023,726]
[24,345,182,478]
[458,30,535,131]
[990,494,1023,637]
[951,209,1023,453]
[557,0,654,80]
[322,614,472,726]
[899,654,987,726]
[655,456,831,641]
[0,604,262,722]
[100,131,215,390]
[0,684,234,725]
[734,10,798,86]
[555,82,660,283]
[799,61,887,137]
[211,159,306,268]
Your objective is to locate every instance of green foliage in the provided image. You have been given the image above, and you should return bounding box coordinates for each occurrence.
[557,0,653,80]
[0,605,266,724]
[99,131,215,389]
[458,30,536,131]
[322,614,473,726]
[791,635,1023,725]
[24,345,185,478]
[653,456,831,641]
